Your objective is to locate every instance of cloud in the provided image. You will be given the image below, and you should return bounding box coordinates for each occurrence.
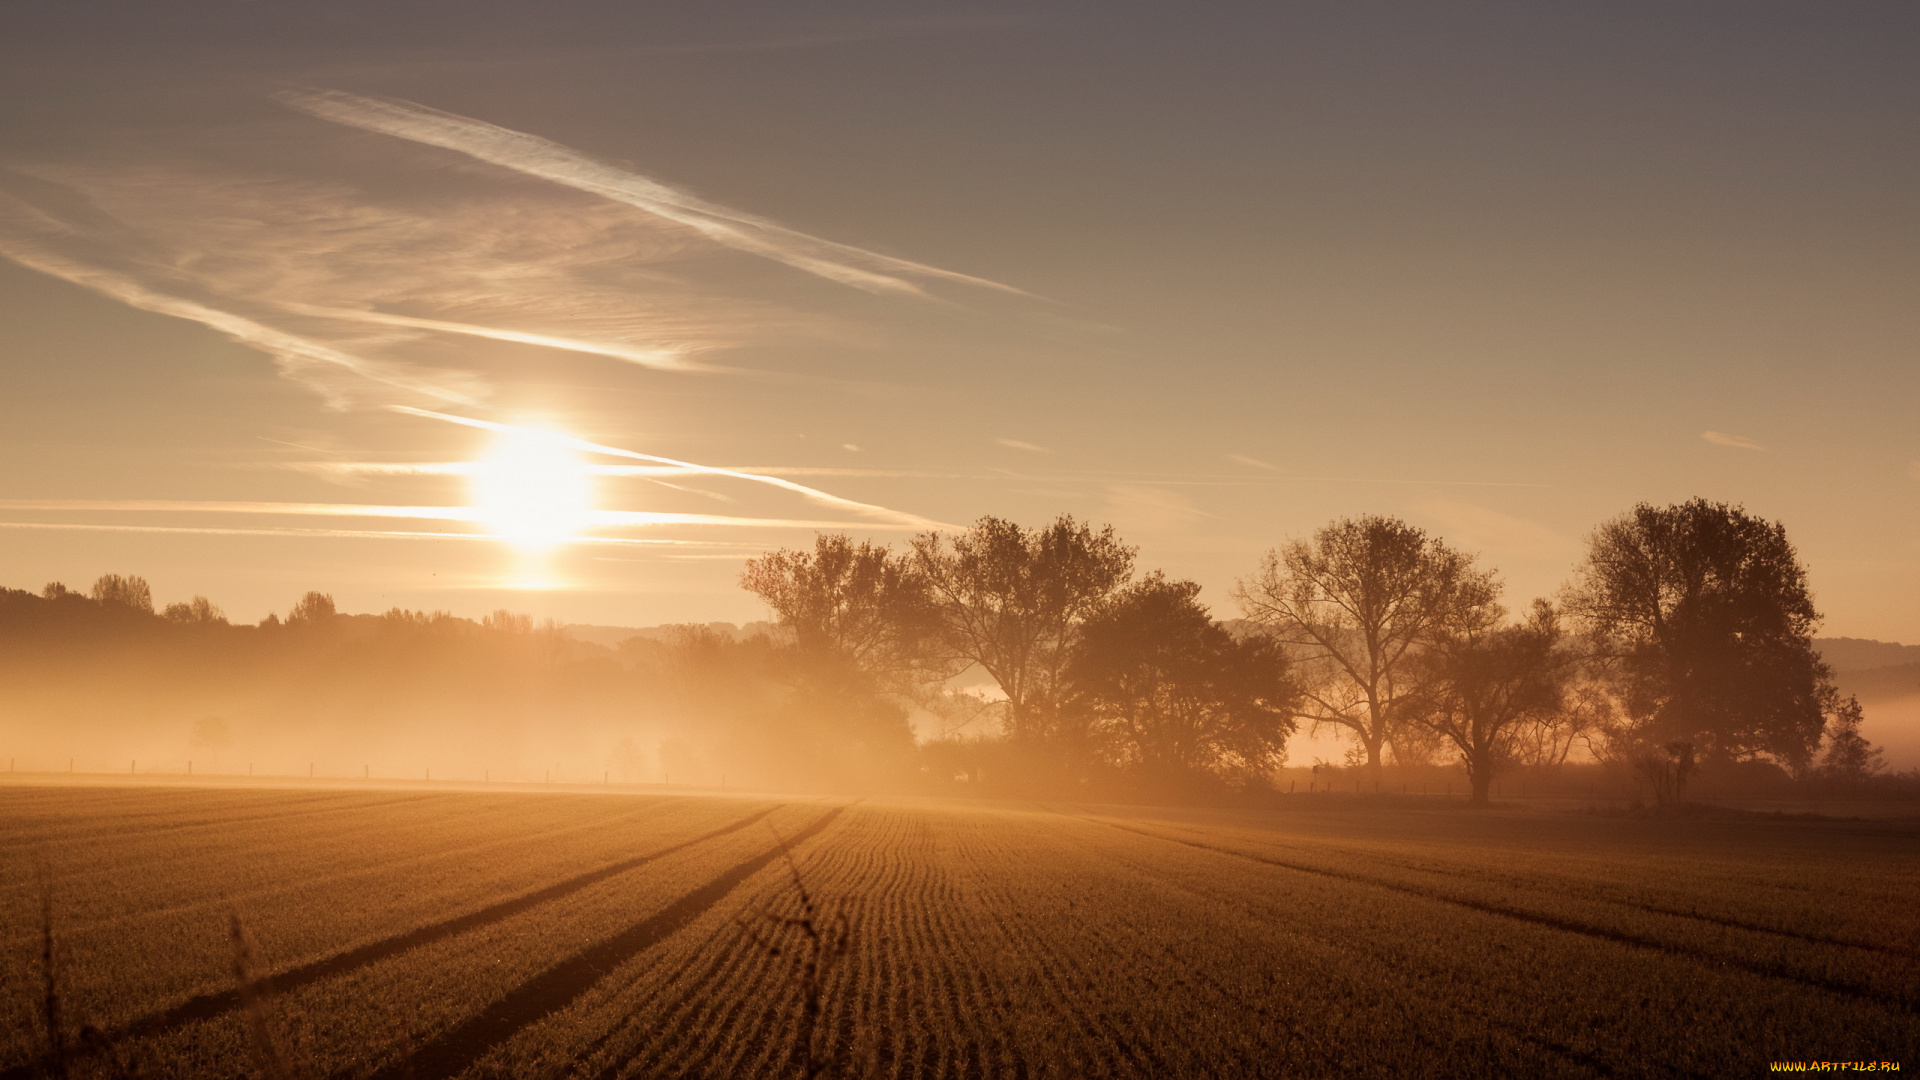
[280,89,1027,300]
[1103,484,1211,534]
[0,194,483,407]
[1411,498,1576,560]
[0,83,1019,408]
[1701,430,1767,451]
[274,304,709,373]
[0,498,927,533]
[1225,453,1278,471]
[995,438,1051,453]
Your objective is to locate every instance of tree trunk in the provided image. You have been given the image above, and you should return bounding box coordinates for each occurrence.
[1468,765,1493,805]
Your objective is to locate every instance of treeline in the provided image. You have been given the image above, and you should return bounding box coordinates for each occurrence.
[0,497,1907,803]
[737,499,1900,804]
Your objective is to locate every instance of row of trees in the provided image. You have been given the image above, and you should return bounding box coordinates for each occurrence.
[741,499,1884,803]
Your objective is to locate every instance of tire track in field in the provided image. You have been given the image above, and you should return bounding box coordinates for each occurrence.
[584,808,874,1079]
[0,804,779,1080]
[370,803,848,1080]
[1137,819,1920,962]
[1082,815,1917,1015]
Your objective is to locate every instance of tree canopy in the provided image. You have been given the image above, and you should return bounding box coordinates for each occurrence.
[1233,515,1500,773]
[1563,498,1834,777]
[1066,574,1297,787]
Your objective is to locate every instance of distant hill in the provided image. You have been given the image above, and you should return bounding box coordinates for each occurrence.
[1815,637,1920,673]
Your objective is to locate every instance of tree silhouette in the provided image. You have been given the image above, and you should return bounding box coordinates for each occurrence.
[164,596,227,625]
[1065,574,1297,786]
[287,592,336,624]
[1411,600,1570,804]
[910,516,1134,745]
[1563,499,1834,797]
[741,534,948,690]
[1820,695,1884,784]
[1234,515,1499,777]
[90,574,152,613]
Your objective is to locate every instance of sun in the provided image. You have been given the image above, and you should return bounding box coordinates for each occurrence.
[469,427,593,552]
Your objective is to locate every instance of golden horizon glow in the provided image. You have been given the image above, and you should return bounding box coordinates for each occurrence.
[469,427,595,554]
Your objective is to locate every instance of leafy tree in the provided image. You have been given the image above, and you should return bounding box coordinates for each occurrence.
[287,592,337,624]
[163,596,227,625]
[190,716,235,764]
[1820,695,1884,784]
[742,534,948,690]
[1411,600,1570,804]
[1233,515,1499,776]
[1066,575,1297,786]
[90,574,152,613]
[910,516,1135,743]
[1562,499,1834,793]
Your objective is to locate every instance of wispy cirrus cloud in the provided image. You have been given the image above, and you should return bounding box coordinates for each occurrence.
[0,193,483,407]
[995,438,1051,453]
[1224,452,1278,471]
[1701,430,1767,451]
[0,87,1020,408]
[279,89,1026,301]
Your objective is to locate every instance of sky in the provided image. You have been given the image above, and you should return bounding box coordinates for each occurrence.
[0,1,1916,641]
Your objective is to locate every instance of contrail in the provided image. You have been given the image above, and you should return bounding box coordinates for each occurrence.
[0,521,766,545]
[276,303,717,373]
[392,406,954,530]
[280,89,1029,300]
[0,196,483,407]
[0,499,926,532]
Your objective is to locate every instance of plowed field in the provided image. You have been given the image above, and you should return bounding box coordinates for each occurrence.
[3,783,1915,1078]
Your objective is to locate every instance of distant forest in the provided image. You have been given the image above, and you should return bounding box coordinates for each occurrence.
[1,498,1914,804]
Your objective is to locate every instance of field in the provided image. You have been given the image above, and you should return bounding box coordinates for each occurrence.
[2,782,1916,1078]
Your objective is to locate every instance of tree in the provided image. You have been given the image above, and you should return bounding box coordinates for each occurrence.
[1562,499,1834,796]
[1820,695,1884,784]
[288,592,337,624]
[1066,575,1297,786]
[1232,515,1500,776]
[190,716,235,764]
[163,596,227,625]
[1411,600,1570,804]
[910,516,1135,744]
[741,534,948,691]
[90,574,152,613]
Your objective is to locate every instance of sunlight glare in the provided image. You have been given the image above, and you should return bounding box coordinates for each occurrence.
[470,427,594,553]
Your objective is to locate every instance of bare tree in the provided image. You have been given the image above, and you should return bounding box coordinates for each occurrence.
[910,516,1135,744]
[1233,515,1499,777]
[1411,600,1570,804]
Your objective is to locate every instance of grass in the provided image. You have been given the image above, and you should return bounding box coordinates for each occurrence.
[2,783,1916,1077]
